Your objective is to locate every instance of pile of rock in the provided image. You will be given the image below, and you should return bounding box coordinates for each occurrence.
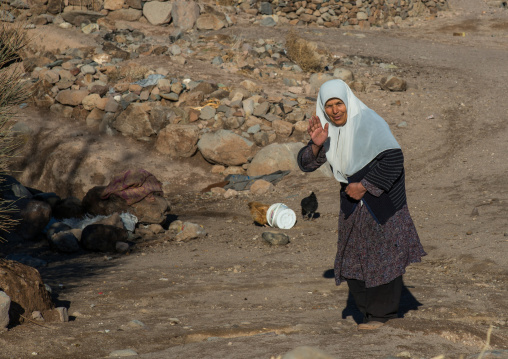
[1,172,209,257]
[252,0,449,28]
[1,0,235,32]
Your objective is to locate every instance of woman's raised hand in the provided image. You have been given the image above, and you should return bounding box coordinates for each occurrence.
[307,115,329,147]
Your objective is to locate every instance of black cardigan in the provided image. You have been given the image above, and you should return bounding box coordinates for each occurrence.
[297,144,406,224]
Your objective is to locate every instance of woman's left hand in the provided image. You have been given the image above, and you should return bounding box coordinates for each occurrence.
[345,182,367,200]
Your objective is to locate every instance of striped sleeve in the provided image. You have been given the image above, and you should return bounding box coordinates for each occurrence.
[364,149,404,192]
[297,140,328,172]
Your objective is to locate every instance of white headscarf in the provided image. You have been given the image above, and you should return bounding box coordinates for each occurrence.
[316,79,400,183]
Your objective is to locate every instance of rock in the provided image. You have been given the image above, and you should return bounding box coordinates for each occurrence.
[82,94,101,111]
[61,11,104,26]
[259,16,277,27]
[0,259,54,326]
[309,73,334,94]
[262,231,290,245]
[193,81,219,95]
[18,200,52,241]
[199,106,216,120]
[55,89,89,106]
[155,124,199,157]
[109,349,139,357]
[107,8,143,21]
[272,119,293,137]
[196,13,226,31]
[49,231,80,253]
[175,222,207,241]
[115,241,130,253]
[259,2,273,15]
[143,0,173,25]
[282,346,337,359]
[379,76,407,92]
[112,103,155,140]
[130,195,170,224]
[333,68,354,81]
[240,80,261,92]
[53,196,85,219]
[0,291,10,329]
[249,179,274,195]
[171,0,200,31]
[104,0,124,10]
[247,142,303,176]
[253,101,270,117]
[198,130,255,166]
[81,224,128,252]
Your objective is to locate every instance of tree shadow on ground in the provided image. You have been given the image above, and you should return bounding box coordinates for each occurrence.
[323,269,423,324]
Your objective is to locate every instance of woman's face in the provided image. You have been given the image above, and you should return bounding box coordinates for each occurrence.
[324,98,347,126]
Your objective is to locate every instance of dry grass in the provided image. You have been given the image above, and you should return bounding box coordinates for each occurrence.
[0,23,33,238]
[285,29,324,73]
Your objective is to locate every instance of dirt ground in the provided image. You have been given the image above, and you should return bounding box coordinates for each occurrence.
[1,0,508,358]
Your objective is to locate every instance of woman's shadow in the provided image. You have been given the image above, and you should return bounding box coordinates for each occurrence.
[323,269,422,324]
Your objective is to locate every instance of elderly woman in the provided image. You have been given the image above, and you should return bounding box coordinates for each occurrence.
[298,79,426,330]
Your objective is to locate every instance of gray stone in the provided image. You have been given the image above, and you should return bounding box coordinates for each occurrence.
[175,222,207,241]
[333,68,354,81]
[0,291,10,329]
[109,349,139,357]
[259,16,277,27]
[253,101,270,117]
[199,106,216,120]
[160,92,179,101]
[211,56,223,66]
[247,124,261,134]
[171,0,200,31]
[262,231,289,245]
[143,0,173,25]
[309,73,334,94]
[197,129,255,166]
[81,64,96,75]
[259,2,273,15]
[49,231,80,253]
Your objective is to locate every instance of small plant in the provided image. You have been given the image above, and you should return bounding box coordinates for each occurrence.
[285,29,324,73]
[0,23,33,240]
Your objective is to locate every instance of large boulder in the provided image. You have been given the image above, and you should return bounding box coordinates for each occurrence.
[112,103,155,140]
[247,142,333,178]
[18,200,52,241]
[197,129,255,166]
[0,291,10,329]
[155,124,199,157]
[171,0,200,31]
[81,224,128,252]
[130,195,170,224]
[0,259,54,326]
[143,0,173,25]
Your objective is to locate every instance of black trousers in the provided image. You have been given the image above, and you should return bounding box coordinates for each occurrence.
[346,275,403,323]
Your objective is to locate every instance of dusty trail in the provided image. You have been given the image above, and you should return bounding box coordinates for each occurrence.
[1,0,508,358]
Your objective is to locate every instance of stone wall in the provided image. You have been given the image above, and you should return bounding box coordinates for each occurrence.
[255,0,449,28]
